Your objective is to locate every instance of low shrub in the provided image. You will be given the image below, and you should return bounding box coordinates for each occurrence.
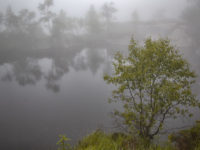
[169,121,200,150]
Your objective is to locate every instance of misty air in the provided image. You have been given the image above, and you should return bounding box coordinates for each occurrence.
[0,0,200,150]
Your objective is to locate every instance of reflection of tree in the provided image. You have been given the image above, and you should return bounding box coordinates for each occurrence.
[14,59,42,86]
[72,48,109,74]
[0,58,69,93]
[0,47,112,92]
[44,59,69,92]
[0,59,42,86]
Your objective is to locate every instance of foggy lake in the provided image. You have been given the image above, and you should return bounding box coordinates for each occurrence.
[0,0,200,149]
[0,57,114,149]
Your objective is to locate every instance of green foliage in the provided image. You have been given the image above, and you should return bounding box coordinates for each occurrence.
[74,130,132,150]
[169,121,200,150]
[57,134,71,150]
[136,143,176,150]
[104,37,199,142]
[73,130,176,150]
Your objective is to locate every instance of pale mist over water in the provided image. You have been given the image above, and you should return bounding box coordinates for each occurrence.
[0,0,200,149]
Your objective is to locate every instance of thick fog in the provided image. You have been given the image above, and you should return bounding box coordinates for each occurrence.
[0,0,199,149]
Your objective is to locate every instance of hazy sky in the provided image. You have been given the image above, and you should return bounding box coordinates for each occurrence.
[0,0,188,21]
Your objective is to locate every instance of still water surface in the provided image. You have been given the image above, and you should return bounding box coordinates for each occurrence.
[0,53,115,149]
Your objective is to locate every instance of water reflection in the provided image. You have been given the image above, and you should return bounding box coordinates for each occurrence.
[0,66,114,150]
[0,48,112,92]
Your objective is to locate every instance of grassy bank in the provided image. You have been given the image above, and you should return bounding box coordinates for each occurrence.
[74,130,174,150]
[57,121,200,150]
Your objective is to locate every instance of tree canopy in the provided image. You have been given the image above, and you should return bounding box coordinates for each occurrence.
[104,37,199,142]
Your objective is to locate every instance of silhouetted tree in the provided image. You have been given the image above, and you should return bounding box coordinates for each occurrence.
[38,0,55,33]
[17,9,36,33]
[181,0,200,69]
[4,6,19,32]
[101,2,117,31]
[51,10,74,48]
[86,5,102,34]
[132,10,139,23]
[0,11,3,29]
